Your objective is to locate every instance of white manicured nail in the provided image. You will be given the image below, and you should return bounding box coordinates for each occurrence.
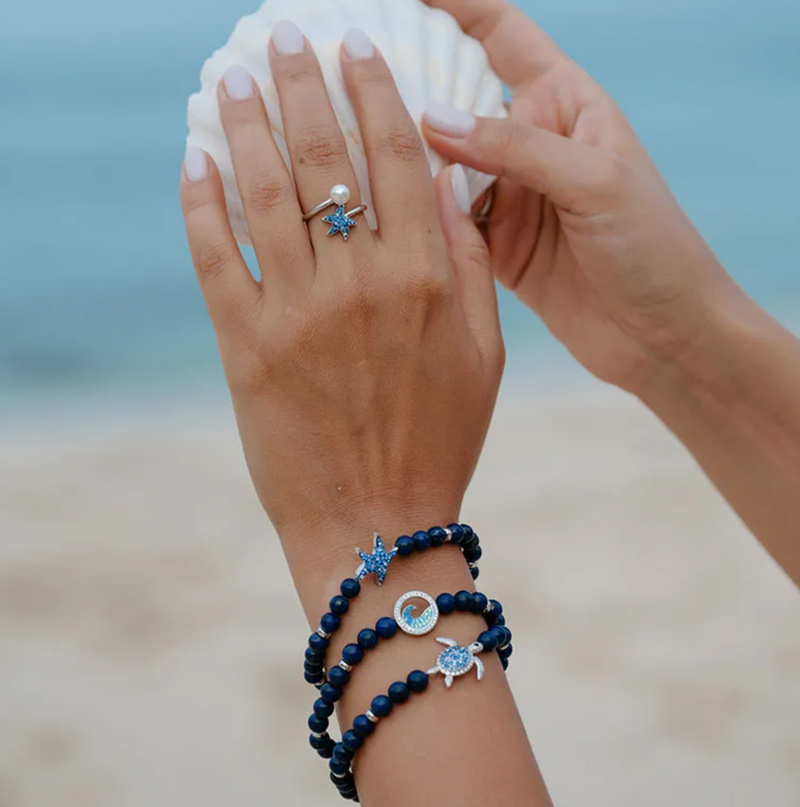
[451,165,471,214]
[272,20,305,56]
[184,145,208,182]
[343,28,375,60]
[424,101,476,137]
[223,65,254,100]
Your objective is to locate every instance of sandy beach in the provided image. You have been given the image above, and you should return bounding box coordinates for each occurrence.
[1,383,798,807]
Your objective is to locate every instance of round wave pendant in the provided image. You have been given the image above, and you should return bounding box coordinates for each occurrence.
[394,591,439,636]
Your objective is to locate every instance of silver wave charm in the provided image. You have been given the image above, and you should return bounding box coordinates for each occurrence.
[394,591,439,636]
[427,637,485,688]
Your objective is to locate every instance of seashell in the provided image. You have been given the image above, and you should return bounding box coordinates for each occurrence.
[187,0,507,245]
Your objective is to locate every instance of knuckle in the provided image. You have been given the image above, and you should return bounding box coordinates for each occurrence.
[246,172,293,214]
[195,239,233,281]
[376,123,426,164]
[398,268,450,307]
[294,125,349,169]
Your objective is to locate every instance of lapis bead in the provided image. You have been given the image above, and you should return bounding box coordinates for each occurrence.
[473,592,488,613]
[306,647,325,665]
[308,713,329,733]
[314,698,334,719]
[501,656,509,671]
[330,758,352,775]
[395,535,415,556]
[388,681,410,704]
[371,695,393,717]
[320,612,341,634]
[309,732,330,750]
[436,593,456,614]
[428,526,446,547]
[464,545,482,564]
[406,670,429,693]
[309,633,329,652]
[304,659,324,673]
[320,683,343,704]
[490,626,507,648]
[342,730,364,751]
[357,628,378,650]
[501,627,513,646]
[333,743,354,763]
[478,630,498,652]
[353,714,376,737]
[461,524,475,542]
[499,643,514,660]
[412,531,431,551]
[492,614,506,627]
[375,617,397,639]
[342,643,364,665]
[489,599,503,617]
[328,665,350,688]
[340,578,361,599]
[304,670,324,684]
[447,523,464,544]
[316,737,335,758]
[470,566,480,580]
[455,590,474,612]
[330,596,350,616]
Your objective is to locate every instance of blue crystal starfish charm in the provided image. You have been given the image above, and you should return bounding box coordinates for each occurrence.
[323,205,358,241]
[427,637,485,688]
[354,533,398,586]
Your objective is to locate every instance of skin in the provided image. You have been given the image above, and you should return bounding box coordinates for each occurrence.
[422,0,800,587]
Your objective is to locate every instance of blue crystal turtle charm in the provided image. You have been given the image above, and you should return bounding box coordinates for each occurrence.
[354,533,398,586]
[394,591,439,636]
[323,205,358,241]
[427,637,485,688]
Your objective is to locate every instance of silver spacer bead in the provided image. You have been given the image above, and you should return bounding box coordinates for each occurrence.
[365,709,379,724]
[484,601,494,614]
[317,627,331,639]
[311,730,329,740]
[468,562,479,569]
[338,660,353,673]
[332,770,350,779]
[443,527,453,543]
[314,674,326,689]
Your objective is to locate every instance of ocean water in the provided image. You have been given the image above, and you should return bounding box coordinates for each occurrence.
[1,0,798,413]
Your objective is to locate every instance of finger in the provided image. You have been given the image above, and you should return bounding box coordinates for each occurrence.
[423,110,608,215]
[421,0,566,88]
[181,146,261,331]
[340,29,440,243]
[435,165,502,367]
[269,21,370,254]
[218,65,314,300]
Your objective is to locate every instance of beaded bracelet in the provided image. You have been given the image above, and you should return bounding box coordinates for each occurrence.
[304,524,483,687]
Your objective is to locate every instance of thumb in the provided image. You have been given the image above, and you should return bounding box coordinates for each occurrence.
[435,165,503,371]
[423,102,609,214]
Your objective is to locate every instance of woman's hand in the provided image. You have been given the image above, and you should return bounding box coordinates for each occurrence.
[180,24,503,602]
[422,0,739,396]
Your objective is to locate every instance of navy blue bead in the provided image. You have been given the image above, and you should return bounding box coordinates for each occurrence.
[357,628,378,650]
[314,698,334,719]
[492,614,507,627]
[304,659,324,673]
[375,617,398,639]
[320,613,341,634]
[499,643,514,660]
[328,665,350,688]
[428,526,446,547]
[461,524,475,542]
[353,714,376,737]
[388,681,410,704]
[395,535,415,556]
[340,578,361,599]
[478,630,498,652]
[309,633,329,652]
[473,592,488,613]
[333,743,355,763]
[406,670,429,693]
[320,683,343,704]
[329,596,350,616]
[455,590,474,612]
[308,713,329,733]
[495,626,511,647]
[316,737,335,758]
[501,656,510,671]
[501,627,513,646]
[447,523,464,544]
[342,730,364,751]
[342,643,364,665]
[489,599,503,617]
[464,545,483,563]
[306,647,325,665]
[371,695,393,717]
[412,531,431,551]
[490,626,507,648]
[470,566,480,581]
[304,670,324,684]
[309,732,329,750]
[436,593,456,614]
[330,758,352,775]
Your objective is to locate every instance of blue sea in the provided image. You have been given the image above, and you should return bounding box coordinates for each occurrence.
[2,0,799,414]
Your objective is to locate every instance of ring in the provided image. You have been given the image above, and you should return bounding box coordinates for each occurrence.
[302,183,352,221]
[302,184,367,242]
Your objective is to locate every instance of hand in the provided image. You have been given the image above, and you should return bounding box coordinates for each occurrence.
[422,0,739,395]
[180,24,503,598]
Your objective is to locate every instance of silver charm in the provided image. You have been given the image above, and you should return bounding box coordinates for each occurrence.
[427,637,484,688]
[394,591,439,636]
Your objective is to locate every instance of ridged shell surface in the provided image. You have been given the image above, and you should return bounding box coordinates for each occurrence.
[187,0,507,245]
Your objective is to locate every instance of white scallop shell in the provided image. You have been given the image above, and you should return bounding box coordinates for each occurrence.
[187,0,507,245]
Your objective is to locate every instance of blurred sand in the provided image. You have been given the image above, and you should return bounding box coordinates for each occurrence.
[1,385,798,807]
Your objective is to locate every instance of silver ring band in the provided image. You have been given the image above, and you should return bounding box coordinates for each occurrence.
[302,197,335,222]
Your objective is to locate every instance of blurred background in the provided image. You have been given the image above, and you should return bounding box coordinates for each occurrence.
[1,0,799,805]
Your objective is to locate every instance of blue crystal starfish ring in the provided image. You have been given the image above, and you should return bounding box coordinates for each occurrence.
[302,184,366,242]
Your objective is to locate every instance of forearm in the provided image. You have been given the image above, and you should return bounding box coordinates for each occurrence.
[640,284,800,585]
[282,508,552,807]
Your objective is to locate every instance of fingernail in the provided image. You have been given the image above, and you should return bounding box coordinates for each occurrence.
[223,64,254,101]
[451,165,471,214]
[184,145,208,182]
[424,101,476,137]
[343,28,375,60]
[272,20,305,56]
